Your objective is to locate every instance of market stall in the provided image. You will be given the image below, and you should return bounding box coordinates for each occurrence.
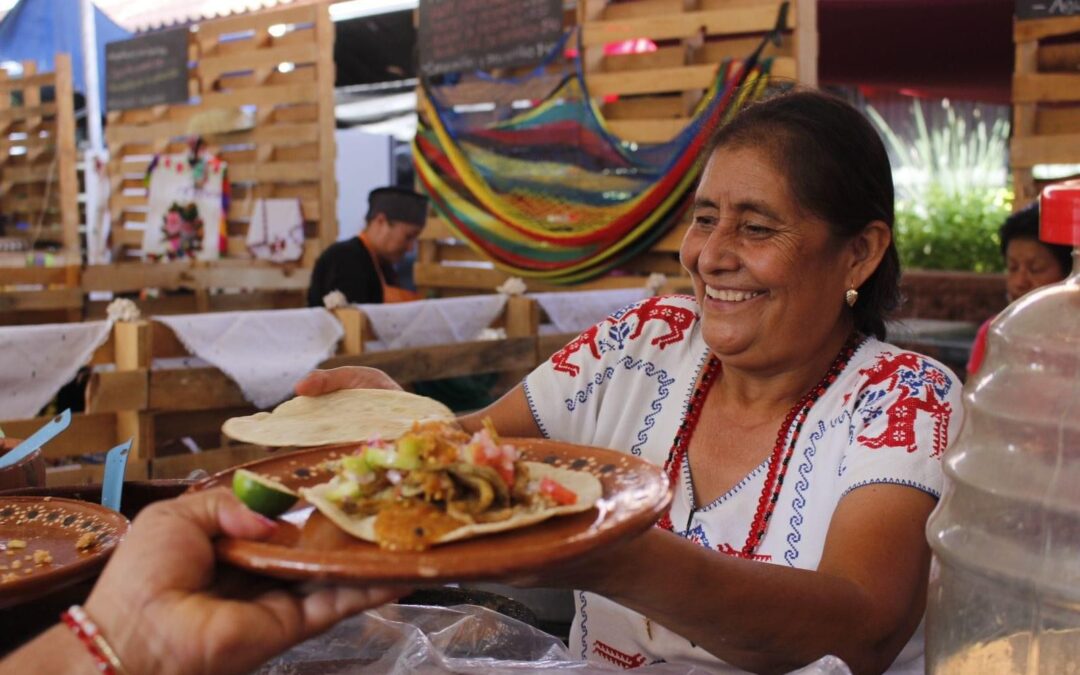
[91,3,337,316]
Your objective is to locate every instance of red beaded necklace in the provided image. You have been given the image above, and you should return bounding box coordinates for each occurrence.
[657,333,864,558]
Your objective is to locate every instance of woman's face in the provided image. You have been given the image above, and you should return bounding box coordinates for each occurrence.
[1005,237,1067,301]
[679,146,858,369]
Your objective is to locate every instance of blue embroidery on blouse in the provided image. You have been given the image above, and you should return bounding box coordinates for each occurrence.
[698,459,769,512]
[564,357,673,456]
[566,367,616,412]
[841,478,941,499]
[676,523,711,548]
[522,380,551,439]
[578,591,590,659]
[784,420,827,566]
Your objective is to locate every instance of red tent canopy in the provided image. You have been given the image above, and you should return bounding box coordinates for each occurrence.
[819,0,1016,103]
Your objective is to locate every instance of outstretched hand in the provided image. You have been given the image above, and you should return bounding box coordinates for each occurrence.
[295,366,403,397]
[83,488,406,675]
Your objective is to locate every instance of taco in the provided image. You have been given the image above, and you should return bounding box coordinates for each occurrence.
[300,420,602,551]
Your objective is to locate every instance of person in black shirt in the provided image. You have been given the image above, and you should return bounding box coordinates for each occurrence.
[307,187,428,307]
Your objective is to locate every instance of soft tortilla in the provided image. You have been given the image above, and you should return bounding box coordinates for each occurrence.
[302,461,603,547]
[222,389,455,447]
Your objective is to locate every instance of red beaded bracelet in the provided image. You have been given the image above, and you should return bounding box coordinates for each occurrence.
[60,604,131,675]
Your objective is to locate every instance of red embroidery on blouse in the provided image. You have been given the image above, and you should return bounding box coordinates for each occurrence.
[550,298,696,377]
[593,640,647,669]
[551,324,602,377]
[621,296,696,349]
[716,542,773,562]
[857,353,952,456]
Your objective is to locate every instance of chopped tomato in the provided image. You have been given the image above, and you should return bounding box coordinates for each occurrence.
[539,477,577,506]
[467,429,517,486]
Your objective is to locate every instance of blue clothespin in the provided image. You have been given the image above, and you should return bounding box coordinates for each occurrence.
[0,409,71,469]
[101,440,132,513]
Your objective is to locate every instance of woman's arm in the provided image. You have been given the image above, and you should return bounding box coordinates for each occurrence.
[549,484,935,675]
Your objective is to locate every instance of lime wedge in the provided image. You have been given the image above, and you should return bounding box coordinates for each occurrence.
[232,469,299,518]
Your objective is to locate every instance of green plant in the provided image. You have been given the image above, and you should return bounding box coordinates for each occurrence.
[866,99,1013,273]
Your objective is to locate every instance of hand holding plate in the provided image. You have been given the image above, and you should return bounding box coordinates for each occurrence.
[83,487,405,675]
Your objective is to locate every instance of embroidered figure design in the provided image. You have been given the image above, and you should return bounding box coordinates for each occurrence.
[593,640,647,669]
[857,352,952,456]
[551,298,696,377]
[622,296,696,348]
[551,324,603,376]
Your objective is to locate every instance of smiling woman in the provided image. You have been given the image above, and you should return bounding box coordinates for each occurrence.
[299,90,965,674]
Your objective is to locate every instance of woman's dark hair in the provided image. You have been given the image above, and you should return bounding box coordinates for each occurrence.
[704,89,900,340]
[999,202,1073,276]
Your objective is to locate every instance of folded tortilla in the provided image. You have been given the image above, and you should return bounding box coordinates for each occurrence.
[301,461,602,548]
[222,389,455,447]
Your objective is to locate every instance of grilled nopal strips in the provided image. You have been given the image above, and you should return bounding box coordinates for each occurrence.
[301,420,602,551]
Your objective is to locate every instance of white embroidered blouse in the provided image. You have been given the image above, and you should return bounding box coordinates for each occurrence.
[523,295,963,673]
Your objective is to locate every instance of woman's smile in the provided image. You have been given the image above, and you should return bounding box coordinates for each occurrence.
[703,285,767,305]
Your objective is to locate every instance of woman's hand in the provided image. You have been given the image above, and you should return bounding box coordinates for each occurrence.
[295,366,403,397]
[82,488,406,675]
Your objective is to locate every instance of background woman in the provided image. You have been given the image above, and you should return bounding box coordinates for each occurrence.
[299,90,964,674]
[966,202,1072,375]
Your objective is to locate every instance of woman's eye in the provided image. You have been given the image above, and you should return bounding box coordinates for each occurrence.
[743,223,773,236]
[693,214,717,229]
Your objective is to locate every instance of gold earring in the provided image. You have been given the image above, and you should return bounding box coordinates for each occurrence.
[845,287,859,307]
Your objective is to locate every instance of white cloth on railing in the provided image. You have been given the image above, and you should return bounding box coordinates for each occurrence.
[531,288,651,335]
[358,295,508,351]
[156,308,343,409]
[0,321,112,420]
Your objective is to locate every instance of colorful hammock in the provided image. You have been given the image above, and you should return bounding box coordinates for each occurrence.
[413,33,774,284]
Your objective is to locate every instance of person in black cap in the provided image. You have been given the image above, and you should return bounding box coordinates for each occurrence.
[307,186,428,306]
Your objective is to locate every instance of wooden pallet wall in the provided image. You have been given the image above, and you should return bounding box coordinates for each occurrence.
[0,55,80,261]
[98,3,337,313]
[1011,14,1080,205]
[579,0,814,144]
[416,0,815,296]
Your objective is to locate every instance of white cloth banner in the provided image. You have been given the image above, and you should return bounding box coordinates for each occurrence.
[532,289,650,335]
[358,295,508,351]
[156,308,343,409]
[246,198,305,263]
[0,321,112,420]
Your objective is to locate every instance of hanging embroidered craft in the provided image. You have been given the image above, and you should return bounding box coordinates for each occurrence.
[143,151,228,261]
[246,198,304,263]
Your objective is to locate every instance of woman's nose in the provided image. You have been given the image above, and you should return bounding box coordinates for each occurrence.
[699,230,740,273]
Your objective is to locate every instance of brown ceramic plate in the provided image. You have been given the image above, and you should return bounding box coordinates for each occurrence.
[194,438,672,583]
[0,498,129,609]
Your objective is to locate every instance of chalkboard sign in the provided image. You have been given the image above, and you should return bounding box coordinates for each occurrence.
[1016,0,1080,20]
[418,0,563,77]
[105,28,189,111]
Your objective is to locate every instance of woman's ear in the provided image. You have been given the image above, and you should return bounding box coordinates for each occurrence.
[849,220,892,287]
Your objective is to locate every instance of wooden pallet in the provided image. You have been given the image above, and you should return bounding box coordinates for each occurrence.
[1011,14,1080,205]
[99,3,337,309]
[415,0,815,297]
[580,0,815,144]
[0,55,82,324]
[0,55,79,259]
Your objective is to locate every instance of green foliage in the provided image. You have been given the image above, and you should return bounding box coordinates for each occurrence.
[865,99,1013,272]
[894,186,1011,273]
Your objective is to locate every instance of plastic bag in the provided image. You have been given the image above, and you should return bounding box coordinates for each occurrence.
[255,604,852,674]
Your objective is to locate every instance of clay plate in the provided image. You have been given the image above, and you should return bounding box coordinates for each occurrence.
[0,497,129,609]
[194,438,672,583]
